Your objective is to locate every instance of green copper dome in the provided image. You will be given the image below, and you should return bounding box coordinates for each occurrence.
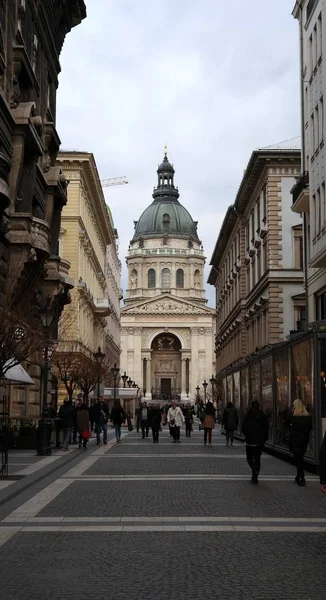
[132,151,199,240]
[134,201,198,238]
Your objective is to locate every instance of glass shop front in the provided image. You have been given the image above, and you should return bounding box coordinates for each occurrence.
[216,328,325,465]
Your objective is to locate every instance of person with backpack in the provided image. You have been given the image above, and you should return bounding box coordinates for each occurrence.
[242,400,269,484]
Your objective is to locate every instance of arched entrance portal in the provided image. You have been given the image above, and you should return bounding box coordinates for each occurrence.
[151,333,181,400]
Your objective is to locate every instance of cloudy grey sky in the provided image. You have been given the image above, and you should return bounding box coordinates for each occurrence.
[57,0,300,306]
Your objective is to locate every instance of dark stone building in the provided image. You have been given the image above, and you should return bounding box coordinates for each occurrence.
[0,1,86,417]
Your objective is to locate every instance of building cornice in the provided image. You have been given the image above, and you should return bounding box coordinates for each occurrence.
[208,151,301,282]
[57,152,115,249]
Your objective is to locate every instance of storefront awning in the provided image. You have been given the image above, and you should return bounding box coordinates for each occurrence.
[3,362,35,385]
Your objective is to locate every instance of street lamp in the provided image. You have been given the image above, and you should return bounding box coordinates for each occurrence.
[202,380,208,404]
[37,302,55,456]
[93,346,105,403]
[121,371,128,388]
[110,363,120,403]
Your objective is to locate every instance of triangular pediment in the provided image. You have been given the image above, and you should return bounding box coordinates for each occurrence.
[121,294,214,315]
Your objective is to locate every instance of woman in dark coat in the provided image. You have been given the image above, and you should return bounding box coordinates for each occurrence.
[76,404,90,449]
[203,401,215,447]
[110,399,125,443]
[150,404,162,443]
[288,399,312,486]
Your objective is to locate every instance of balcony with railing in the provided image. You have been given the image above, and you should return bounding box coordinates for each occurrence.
[291,172,309,213]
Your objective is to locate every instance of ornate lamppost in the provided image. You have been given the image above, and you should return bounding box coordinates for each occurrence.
[93,346,105,403]
[37,302,56,456]
[202,379,208,404]
[210,375,217,414]
[121,371,128,388]
[111,363,120,403]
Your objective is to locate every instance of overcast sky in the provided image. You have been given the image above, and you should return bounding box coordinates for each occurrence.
[57,0,300,306]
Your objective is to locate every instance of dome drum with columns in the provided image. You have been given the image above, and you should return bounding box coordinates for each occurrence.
[120,150,215,402]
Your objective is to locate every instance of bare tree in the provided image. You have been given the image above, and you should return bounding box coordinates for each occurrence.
[77,355,106,404]
[0,305,43,379]
[51,343,82,402]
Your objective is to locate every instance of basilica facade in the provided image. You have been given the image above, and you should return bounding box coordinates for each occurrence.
[120,151,215,402]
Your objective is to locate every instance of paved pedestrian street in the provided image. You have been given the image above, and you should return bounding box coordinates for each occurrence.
[0,427,326,600]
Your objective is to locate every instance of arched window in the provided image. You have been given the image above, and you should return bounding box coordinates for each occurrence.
[176,268,184,288]
[161,268,171,288]
[148,268,156,288]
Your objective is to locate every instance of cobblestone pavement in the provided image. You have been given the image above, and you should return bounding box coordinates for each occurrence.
[0,427,325,600]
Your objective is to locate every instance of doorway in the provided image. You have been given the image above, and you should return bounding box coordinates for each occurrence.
[161,378,171,397]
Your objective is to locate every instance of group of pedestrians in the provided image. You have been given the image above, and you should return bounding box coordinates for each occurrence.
[241,398,314,486]
[58,397,127,449]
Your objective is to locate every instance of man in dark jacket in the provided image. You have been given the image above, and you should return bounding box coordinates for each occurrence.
[242,400,269,484]
[93,397,109,445]
[320,431,326,494]
[223,402,238,447]
[58,400,75,450]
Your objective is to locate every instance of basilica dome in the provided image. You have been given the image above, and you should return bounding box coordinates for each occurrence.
[132,151,199,241]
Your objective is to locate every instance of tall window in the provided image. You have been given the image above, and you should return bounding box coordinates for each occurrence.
[176,268,184,288]
[148,268,156,288]
[161,268,171,288]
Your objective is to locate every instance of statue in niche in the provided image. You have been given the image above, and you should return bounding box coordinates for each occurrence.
[194,270,201,289]
[130,270,138,289]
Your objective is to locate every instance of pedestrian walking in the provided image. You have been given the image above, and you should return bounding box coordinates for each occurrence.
[135,404,142,433]
[203,401,215,447]
[93,397,109,445]
[150,404,162,443]
[242,400,269,484]
[167,401,185,443]
[110,399,125,443]
[141,401,150,439]
[77,403,90,449]
[58,399,75,451]
[319,431,326,495]
[287,398,312,487]
[222,401,238,447]
[184,403,195,437]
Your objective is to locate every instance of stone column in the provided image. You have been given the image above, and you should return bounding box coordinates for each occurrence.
[146,356,152,399]
[181,358,187,398]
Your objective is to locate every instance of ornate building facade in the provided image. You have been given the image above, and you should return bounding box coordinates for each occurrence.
[57,152,121,400]
[120,151,215,401]
[105,215,122,369]
[0,1,86,418]
[208,149,303,374]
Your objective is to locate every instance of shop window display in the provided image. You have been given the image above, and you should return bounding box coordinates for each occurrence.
[240,368,249,429]
[292,338,315,458]
[250,362,260,402]
[233,371,240,431]
[319,339,326,438]
[275,349,291,448]
[261,356,273,441]
[227,374,233,404]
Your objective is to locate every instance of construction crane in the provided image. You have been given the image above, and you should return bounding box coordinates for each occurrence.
[101,176,128,188]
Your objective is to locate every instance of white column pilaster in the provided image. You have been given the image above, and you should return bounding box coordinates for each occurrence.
[146,357,152,399]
